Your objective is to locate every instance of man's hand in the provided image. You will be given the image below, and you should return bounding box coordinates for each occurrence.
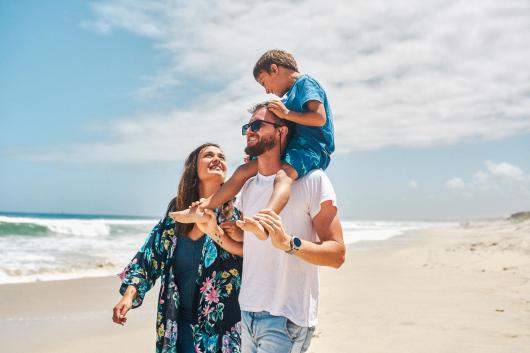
[254,209,291,251]
[267,100,290,120]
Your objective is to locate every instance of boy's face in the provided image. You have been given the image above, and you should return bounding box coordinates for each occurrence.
[256,66,286,96]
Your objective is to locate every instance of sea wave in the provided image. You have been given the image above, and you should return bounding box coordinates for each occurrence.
[0,216,157,237]
[0,214,159,284]
[0,214,455,284]
[0,222,49,236]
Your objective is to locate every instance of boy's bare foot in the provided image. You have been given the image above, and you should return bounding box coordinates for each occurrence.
[169,207,209,224]
[235,217,269,240]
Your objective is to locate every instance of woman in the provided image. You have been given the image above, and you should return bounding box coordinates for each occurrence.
[112,143,243,353]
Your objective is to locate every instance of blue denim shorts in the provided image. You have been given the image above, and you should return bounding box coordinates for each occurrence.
[241,311,315,353]
[283,134,330,179]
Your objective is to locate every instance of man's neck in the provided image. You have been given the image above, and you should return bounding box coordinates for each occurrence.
[256,149,282,177]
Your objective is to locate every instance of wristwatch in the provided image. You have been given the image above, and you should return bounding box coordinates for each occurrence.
[286,236,302,255]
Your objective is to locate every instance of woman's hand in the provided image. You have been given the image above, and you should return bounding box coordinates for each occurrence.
[196,209,224,242]
[112,286,136,326]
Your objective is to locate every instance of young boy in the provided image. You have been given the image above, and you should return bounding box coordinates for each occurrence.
[172,49,334,240]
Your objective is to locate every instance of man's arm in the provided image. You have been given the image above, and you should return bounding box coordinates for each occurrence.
[254,202,345,268]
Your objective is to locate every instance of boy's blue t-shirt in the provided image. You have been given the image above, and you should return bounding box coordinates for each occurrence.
[282,74,335,154]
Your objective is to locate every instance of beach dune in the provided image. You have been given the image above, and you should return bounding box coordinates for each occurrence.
[1,219,529,353]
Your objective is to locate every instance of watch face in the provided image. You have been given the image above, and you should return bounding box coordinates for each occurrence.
[293,237,302,248]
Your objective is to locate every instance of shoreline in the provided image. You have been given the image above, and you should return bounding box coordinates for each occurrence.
[2,220,529,353]
[0,221,454,286]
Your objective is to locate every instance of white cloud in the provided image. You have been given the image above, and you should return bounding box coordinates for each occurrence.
[445,177,465,190]
[408,180,419,189]
[19,0,530,163]
[446,161,530,195]
[133,72,182,100]
[484,160,524,180]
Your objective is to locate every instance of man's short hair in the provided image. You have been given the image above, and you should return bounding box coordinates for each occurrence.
[248,102,269,115]
[253,49,299,79]
[248,102,293,141]
[248,102,283,124]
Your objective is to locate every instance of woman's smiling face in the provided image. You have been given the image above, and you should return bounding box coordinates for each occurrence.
[196,145,227,184]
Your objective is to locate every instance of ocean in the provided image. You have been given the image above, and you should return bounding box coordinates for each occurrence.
[0,212,454,284]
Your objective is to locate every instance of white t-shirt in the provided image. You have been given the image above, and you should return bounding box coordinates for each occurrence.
[236,169,337,327]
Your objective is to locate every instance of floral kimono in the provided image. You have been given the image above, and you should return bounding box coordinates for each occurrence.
[119,208,242,353]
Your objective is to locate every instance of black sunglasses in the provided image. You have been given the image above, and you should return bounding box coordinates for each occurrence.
[241,120,284,135]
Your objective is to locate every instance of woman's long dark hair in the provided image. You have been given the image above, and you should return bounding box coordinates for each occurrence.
[165,143,232,236]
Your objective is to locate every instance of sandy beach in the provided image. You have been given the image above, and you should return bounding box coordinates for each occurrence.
[1,219,529,353]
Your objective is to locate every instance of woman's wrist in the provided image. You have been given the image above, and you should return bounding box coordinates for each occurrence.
[124,285,138,299]
[211,226,225,246]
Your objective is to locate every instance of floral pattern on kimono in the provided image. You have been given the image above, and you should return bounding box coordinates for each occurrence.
[119,207,242,353]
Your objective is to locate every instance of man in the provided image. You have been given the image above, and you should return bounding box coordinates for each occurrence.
[236,102,345,353]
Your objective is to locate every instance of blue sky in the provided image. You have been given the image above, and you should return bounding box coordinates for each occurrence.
[1,0,529,220]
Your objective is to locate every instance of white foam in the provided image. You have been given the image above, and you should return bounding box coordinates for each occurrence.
[0,216,456,284]
[0,216,157,237]
[0,268,121,284]
[341,220,456,244]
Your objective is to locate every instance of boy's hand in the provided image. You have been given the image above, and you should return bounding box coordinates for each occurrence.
[220,221,243,242]
[267,100,290,120]
[236,217,269,240]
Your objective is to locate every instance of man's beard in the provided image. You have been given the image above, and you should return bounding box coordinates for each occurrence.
[244,134,277,157]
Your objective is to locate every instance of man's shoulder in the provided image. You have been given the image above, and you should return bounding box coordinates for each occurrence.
[240,174,259,194]
[298,169,329,184]
[293,169,333,195]
[292,169,337,219]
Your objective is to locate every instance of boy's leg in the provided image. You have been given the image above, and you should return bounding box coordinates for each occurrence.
[266,163,298,214]
[168,205,209,224]
[170,161,258,224]
[271,137,320,216]
[204,160,258,210]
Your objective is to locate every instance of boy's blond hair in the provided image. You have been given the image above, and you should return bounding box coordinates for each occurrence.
[253,49,299,79]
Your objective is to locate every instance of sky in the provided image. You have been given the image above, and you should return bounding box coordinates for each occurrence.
[1,0,529,220]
